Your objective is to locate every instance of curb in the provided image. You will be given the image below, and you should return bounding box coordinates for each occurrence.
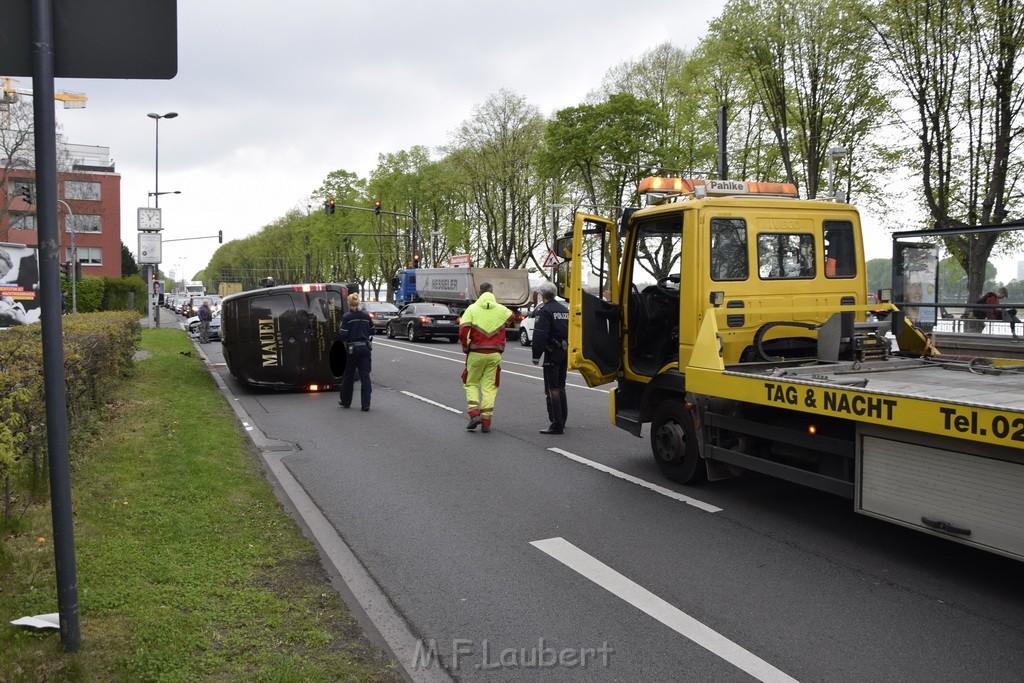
[193,340,452,683]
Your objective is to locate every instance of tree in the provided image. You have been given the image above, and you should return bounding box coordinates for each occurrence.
[120,242,138,277]
[444,90,546,269]
[0,100,35,242]
[539,93,668,216]
[708,0,888,198]
[866,0,1024,304]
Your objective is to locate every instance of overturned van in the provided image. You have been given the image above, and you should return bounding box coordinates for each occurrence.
[220,283,350,390]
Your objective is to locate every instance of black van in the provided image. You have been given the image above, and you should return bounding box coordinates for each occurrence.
[220,283,350,390]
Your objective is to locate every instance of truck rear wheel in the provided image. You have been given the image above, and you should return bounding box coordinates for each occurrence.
[650,401,705,484]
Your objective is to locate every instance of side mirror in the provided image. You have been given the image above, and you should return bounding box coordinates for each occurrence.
[555,234,573,261]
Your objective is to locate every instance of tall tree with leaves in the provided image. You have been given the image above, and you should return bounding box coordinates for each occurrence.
[445,90,546,269]
[539,93,669,217]
[710,0,887,197]
[866,0,1024,303]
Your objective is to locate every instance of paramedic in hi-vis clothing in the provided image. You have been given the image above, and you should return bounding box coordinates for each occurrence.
[459,283,513,433]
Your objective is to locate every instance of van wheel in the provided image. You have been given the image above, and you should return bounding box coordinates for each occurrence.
[650,401,705,484]
[519,328,530,346]
[386,324,396,339]
[407,323,416,341]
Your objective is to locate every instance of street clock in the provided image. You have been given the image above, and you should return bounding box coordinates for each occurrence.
[137,207,162,230]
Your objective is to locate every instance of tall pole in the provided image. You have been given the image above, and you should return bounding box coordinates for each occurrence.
[57,199,76,313]
[147,112,177,327]
[30,0,80,652]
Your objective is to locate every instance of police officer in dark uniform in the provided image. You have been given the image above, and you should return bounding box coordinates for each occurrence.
[339,292,374,411]
[531,281,569,434]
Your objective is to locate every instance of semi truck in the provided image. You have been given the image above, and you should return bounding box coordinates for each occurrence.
[562,176,1024,561]
[391,266,531,337]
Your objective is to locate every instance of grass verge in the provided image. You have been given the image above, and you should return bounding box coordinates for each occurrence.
[0,329,400,682]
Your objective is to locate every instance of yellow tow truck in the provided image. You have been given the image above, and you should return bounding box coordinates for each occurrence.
[561,177,1024,561]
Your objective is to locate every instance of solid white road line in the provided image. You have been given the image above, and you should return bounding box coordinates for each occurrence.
[531,537,798,683]
[548,447,722,513]
[401,391,465,414]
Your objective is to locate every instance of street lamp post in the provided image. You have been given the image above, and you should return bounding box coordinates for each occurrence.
[828,146,848,201]
[148,190,180,202]
[147,112,177,327]
[56,199,76,313]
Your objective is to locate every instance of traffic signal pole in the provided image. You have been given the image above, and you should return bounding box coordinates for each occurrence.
[324,201,421,267]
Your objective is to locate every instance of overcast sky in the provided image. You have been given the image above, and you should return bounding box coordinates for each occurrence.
[45,0,728,281]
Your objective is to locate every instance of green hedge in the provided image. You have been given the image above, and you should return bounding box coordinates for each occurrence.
[62,275,148,314]
[0,312,141,522]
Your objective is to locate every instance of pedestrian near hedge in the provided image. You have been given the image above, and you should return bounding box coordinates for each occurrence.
[339,293,374,411]
[531,281,569,434]
[459,283,513,433]
[198,299,213,343]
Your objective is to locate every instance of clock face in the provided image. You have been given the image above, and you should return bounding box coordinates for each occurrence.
[138,207,161,230]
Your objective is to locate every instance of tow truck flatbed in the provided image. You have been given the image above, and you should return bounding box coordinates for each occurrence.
[723,356,1024,413]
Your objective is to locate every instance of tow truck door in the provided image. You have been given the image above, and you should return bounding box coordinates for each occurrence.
[567,212,620,386]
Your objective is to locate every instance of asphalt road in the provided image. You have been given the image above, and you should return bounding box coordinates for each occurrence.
[194,329,1024,682]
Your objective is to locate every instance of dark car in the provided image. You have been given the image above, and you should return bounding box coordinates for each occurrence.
[363,301,400,334]
[385,302,460,342]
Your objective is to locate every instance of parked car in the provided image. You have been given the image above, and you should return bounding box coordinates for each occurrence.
[182,295,223,318]
[518,298,566,347]
[385,303,460,342]
[363,301,400,334]
[519,307,538,346]
[185,315,221,341]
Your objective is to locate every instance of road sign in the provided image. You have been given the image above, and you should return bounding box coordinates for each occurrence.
[449,254,471,266]
[138,232,162,264]
[542,250,560,268]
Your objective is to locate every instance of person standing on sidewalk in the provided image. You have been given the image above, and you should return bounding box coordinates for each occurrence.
[338,293,374,411]
[459,283,513,433]
[198,299,213,343]
[531,281,569,434]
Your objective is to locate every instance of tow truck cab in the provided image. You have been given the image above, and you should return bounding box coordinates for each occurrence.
[560,178,885,483]
[562,177,868,387]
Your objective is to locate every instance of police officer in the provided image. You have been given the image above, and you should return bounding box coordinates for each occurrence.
[531,281,569,434]
[339,293,374,411]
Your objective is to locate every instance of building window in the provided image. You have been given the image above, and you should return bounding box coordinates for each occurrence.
[11,180,35,202]
[67,246,102,265]
[11,212,37,230]
[68,214,101,233]
[64,181,101,201]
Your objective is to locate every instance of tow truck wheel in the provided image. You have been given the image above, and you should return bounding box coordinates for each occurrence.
[650,401,705,484]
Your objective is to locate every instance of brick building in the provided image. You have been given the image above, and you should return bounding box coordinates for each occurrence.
[1,143,122,278]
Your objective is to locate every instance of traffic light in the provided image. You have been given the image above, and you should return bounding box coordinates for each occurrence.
[323,201,330,216]
[218,229,223,244]
[374,201,381,215]
[60,261,70,280]
[412,253,420,268]
[329,199,336,215]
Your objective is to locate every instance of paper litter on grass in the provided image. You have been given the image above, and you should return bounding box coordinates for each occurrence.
[10,613,60,629]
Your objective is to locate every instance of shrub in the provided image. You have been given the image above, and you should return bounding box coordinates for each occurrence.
[100,274,148,313]
[71,275,106,313]
[0,312,141,524]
